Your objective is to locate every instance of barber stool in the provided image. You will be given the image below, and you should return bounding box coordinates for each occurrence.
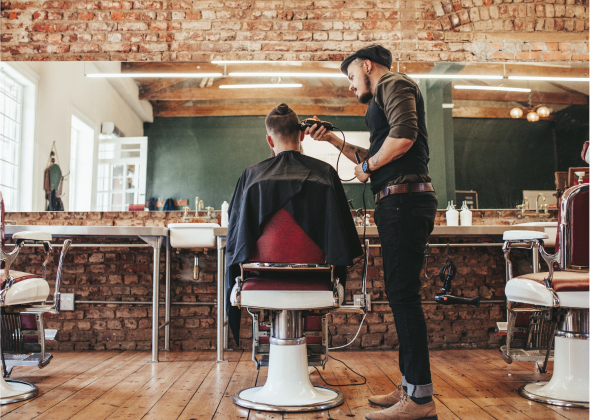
[0,191,71,404]
[502,184,589,408]
[231,209,368,412]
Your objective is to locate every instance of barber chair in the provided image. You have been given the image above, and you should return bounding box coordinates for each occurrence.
[0,191,71,404]
[231,208,369,412]
[501,184,589,408]
[497,229,553,365]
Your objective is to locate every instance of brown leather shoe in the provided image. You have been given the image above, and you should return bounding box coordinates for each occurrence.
[365,394,437,420]
[368,384,406,408]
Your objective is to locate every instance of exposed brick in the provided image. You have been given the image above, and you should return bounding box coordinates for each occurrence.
[543,51,570,60]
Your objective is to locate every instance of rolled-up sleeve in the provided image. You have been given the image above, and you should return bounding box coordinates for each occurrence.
[375,76,419,142]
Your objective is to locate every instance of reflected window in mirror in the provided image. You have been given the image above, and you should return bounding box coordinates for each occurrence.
[0,68,24,212]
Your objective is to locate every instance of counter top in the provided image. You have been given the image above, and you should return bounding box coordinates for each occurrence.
[213,224,545,238]
[5,225,168,238]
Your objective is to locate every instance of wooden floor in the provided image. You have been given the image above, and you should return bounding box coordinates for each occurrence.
[1,349,587,420]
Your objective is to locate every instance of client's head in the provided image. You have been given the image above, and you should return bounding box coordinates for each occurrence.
[265,103,304,156]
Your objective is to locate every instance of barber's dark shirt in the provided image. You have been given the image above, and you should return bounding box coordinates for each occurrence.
[366,72,431,194]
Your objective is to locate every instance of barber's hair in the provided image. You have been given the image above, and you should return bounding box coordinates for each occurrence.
[350,57,388,73]
[265,103,300,142]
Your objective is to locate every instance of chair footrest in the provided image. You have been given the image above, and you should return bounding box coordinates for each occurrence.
[4,352,53,368]
[500,346,554,362]
[257,353,325,368]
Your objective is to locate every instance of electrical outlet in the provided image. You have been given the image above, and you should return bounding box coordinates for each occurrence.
[353,293,371,311]
[60,293,75,311]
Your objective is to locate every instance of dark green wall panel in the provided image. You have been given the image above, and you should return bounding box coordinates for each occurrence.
[553,105,589,171]
[454,118,556,209]
[144,115,375,210]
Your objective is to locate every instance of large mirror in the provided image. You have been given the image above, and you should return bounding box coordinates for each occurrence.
[1,61,587,212]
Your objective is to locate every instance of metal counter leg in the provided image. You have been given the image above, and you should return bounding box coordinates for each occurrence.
[140,235,163,363]
[164,237,171,351]
[217,236,227,363]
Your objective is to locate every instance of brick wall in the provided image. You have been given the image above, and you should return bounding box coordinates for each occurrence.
[1,0,588,61]
[5,210,555,350]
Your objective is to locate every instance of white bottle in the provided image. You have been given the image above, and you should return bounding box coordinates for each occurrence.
[460,201,472,226]
[445,200,459,226]
[221,201,229,227]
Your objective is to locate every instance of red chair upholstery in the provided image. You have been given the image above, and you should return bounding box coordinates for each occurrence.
[570,189,589,267]
[248,208,325,264]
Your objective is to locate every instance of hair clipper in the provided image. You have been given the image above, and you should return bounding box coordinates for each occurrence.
[300,118,334,132]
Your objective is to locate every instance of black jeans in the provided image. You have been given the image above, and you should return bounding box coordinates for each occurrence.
[374,191,437,398]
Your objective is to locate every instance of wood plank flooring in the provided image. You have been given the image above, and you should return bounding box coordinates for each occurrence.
[2,349,587,420]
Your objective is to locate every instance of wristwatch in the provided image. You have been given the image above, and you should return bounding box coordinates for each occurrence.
[362,161,372,174]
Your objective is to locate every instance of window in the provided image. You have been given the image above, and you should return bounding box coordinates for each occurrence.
[0,69,24,211]
[69,114,95,211]
[96,137,147,211]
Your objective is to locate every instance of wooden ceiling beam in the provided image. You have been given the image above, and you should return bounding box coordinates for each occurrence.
[453,107,554,120]
[122,61,345,75]
[141,85,354,101]
[452,89,588,105]
[152,104,367,117]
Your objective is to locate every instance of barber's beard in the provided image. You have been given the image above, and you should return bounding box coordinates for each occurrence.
[358,73,373,104]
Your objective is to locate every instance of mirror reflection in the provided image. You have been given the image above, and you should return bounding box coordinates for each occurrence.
[0,61,587,212]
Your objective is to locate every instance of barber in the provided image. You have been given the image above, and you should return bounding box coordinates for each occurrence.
[305,45,438,420]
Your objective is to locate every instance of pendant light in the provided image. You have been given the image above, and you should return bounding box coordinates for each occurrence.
[510,107,523,119]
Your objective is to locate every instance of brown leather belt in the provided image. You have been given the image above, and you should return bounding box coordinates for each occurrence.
[373,182,434,205]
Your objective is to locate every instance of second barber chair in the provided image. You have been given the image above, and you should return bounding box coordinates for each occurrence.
[0,191,71,404]
[231,208,368,412]
[501,183,589,408]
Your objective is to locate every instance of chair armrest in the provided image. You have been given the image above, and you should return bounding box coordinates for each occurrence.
[503,230,549,242]
[13,231,52,241]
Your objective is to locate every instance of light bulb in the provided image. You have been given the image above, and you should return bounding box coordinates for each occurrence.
[537,106,551,118]
[527,111,540,122]
[510,107,523,119]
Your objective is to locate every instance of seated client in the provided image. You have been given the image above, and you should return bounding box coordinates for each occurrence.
[225,103,363,344]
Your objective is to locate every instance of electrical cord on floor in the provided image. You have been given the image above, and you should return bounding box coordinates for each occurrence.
[313,355,367,387]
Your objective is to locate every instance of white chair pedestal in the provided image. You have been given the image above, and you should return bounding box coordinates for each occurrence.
[234,340,343,411]
[519,335,589,408]
[0,376,38,405]
[233,310,344,412]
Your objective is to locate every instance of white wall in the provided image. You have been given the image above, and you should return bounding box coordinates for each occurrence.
[14,62,152,211]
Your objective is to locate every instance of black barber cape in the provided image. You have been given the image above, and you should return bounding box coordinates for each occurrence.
[225,150,363,344]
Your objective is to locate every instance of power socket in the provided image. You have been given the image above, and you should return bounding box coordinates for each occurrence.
[60,293,75,311]
[353,293,371,311]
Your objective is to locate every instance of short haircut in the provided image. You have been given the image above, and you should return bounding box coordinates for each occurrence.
[349,57,389,75]
[265,103,300,142]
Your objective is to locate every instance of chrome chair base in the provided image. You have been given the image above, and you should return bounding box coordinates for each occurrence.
[518,383,589,409]
[233,385,344,412]
[0,379,39,405]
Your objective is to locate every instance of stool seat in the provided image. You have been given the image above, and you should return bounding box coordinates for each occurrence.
[503,230,550,241]
[506,271,589,308]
